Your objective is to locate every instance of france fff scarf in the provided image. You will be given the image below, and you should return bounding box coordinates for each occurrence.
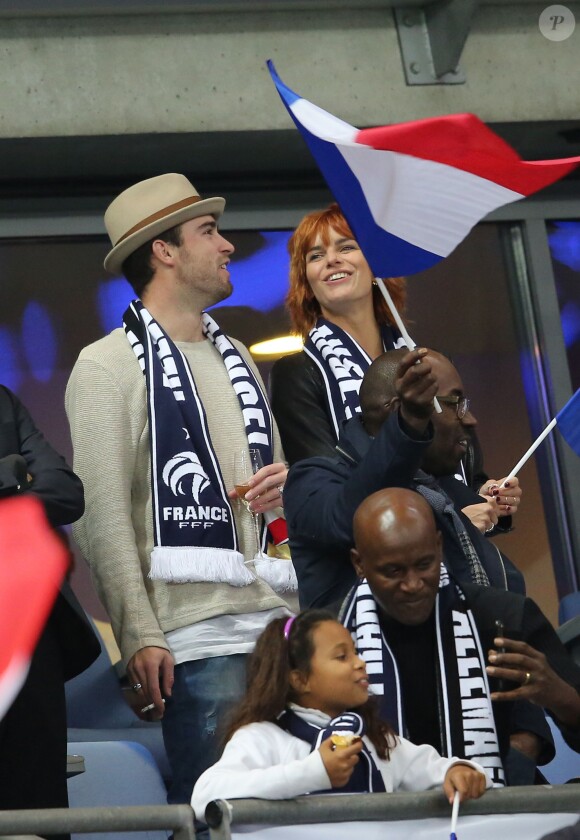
[303,317,405,439]
[340,568,505,787]
[123,301,274,586]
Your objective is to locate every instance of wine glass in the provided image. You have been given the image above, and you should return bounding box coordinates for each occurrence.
[233,447,265,558]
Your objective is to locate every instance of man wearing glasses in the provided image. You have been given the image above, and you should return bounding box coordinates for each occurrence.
[283,347,525,610]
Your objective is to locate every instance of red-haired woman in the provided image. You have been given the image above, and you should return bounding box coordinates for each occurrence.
[271,203,406,466]
[270,205,521,533]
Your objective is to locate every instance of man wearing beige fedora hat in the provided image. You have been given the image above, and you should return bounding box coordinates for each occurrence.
[66,173,293,806]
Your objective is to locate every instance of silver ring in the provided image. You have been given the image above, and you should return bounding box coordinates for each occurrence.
[485,525,494,533]
[277,484,284,497]
[132,682,142,692]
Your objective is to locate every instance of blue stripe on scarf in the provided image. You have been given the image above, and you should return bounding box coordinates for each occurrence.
[278,708,385,794]
[123,302,275,585]
[340,573,505,786]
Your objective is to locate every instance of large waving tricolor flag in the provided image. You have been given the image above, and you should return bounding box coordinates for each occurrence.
[268,61,580,277]
[0,495,67,721]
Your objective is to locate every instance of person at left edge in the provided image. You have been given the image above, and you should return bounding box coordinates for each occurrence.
[66,174,291,805]
[0,385,100,840]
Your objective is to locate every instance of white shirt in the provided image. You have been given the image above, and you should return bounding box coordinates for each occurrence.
[191,705,490,818]
[166,607,289,662]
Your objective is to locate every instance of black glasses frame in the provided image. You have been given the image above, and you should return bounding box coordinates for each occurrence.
[437,395,470,419]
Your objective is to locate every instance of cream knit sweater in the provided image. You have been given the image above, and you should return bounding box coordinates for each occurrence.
[66,328,288,664]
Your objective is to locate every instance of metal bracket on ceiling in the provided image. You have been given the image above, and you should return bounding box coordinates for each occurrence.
[393,0,479,86]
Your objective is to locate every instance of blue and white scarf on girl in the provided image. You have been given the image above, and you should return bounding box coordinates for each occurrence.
[278,707,385,794]
[303,318,406,439]
[123,300,284,588]
[339,567,505,787]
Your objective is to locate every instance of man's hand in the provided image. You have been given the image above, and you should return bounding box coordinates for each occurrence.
[462,501,499,534]
[228,461,287,514]
[395,348,438,434]
[319,737,363,788]
[487,637,580,730]
[443,764,487,804]
[127,646,175,719]
[479,477,522,519]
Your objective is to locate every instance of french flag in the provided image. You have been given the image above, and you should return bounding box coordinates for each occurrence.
[557,388,580,458]
[505,388,580,480]
[0,496,67,721]
[268,61,580,277]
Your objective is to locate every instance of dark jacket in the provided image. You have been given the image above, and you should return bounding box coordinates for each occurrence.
[339,582,579,779]
[459,584,580,756]
[0,385,99,678]
[271,350,513,533]
[0,385,99,817]
[0,385,84,527]
[285,411,433,608]
[271,351,339,466]
[285,412,524,609]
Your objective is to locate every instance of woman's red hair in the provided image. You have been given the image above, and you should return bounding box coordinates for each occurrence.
[287,203,407,339]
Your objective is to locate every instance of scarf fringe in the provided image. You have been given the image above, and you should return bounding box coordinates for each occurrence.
[253,556,298,593]
[150,546,255,586]
[125,302,277,579]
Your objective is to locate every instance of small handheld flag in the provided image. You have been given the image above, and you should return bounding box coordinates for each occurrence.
[503,388,580,482]
[267,60,580,279]
[0,495,67,721]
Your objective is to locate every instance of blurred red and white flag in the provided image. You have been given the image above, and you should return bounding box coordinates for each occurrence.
[0,495,67,721]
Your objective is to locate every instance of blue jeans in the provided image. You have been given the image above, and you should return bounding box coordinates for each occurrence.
[161,653,248,805]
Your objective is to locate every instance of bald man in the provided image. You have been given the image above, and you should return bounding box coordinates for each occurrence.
[341,488,580,786]
[284,348,523,610]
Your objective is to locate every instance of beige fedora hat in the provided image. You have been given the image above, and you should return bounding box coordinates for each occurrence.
[103,173,225,274]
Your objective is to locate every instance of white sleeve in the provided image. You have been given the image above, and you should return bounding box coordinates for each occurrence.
[387,737,491,792]
[191,723,331,818]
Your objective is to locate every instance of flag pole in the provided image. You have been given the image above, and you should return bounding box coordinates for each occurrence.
[450,789,460,840]
[375,277,442,413]
[502,418,557,484]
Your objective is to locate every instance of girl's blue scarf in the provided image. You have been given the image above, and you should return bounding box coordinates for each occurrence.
[278,707,385,794]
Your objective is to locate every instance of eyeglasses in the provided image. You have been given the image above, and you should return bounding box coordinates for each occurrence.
[437,395,471,419]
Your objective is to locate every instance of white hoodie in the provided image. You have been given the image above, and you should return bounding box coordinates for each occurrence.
[191,704,489,818]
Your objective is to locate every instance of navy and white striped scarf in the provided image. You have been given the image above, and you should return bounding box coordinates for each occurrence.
[339,569,505,787]
[278,708,385,794]
[123,301,274,586]
[303,318,405,439]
